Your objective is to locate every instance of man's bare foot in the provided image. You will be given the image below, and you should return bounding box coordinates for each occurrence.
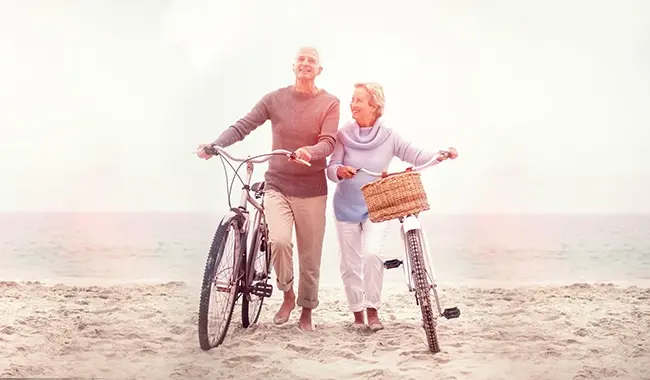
[353,311,365,325]
[366,308,384,331]
[298,307,314,331]
[273,289,295,325]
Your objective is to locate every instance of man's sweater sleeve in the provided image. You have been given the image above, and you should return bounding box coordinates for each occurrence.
[213,92,273,148]
[304,98,340,160]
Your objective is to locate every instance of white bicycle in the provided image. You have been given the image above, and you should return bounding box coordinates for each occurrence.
[356,147,460,353]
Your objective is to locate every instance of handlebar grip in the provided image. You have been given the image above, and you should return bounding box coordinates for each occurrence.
[203,145,218,155]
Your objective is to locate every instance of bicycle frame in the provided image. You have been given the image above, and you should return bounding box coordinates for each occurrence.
[196,144,311,350]
[208,145,309,212]
[202,145,310,291]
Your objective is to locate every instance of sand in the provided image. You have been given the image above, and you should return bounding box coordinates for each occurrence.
[1,280,649,380]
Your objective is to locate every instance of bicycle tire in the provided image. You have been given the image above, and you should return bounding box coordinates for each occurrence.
[406,229,441,353]
[241,218,269,327]
[197,213,244,351]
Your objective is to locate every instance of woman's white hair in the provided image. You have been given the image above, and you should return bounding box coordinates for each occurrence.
[354,82,385,117]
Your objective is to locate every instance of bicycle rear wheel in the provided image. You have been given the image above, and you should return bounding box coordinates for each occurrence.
[241,218,270,327]
[406,229,441,353]
[198,214,244,350]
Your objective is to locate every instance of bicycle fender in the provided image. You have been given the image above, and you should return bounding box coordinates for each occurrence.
[217,208,246,230]
[402,215,422,233]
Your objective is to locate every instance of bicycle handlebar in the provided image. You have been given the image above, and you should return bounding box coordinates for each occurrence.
[197,144,312,166]
[356,147,457,177]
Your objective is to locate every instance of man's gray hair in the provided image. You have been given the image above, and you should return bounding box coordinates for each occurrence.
[295,46,320,64]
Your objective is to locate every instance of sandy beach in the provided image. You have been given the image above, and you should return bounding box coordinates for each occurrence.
[1,280,648,380]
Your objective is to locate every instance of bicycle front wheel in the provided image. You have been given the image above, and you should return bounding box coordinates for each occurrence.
[406,229,441,353]
[197,214,244,351]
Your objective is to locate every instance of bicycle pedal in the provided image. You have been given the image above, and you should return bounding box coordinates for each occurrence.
[251,283,273,298]
[443,307,461,319]
[383,259,403,269]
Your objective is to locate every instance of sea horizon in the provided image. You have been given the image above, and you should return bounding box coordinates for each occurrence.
[2,213,649,288]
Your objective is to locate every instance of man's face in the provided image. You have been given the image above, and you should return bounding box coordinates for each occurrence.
[293,50,322,81]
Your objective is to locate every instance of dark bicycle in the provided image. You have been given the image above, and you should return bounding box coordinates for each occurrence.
[194,144,310,350]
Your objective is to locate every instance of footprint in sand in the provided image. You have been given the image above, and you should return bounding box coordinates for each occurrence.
[170,364,211,378]
[542,313,564,321]
[224,354,264,363]
[169,325,187,335]
[342,342,367,351]
[573,328,590,337]
[0,326,16,335]
[496,308,524,317]
[285,343,311,353]
[399,349,451,363]
[354,369,391,378]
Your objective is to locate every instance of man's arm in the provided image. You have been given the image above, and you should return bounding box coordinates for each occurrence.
[303,99,340,160]
[212,92,273,148]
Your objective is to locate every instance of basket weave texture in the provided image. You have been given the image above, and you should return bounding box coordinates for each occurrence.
[360,171,430,223]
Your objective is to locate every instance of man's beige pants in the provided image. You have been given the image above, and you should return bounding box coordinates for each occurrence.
[264,189,327,309]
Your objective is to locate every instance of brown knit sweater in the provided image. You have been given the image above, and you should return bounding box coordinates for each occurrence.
[213,85,340,197]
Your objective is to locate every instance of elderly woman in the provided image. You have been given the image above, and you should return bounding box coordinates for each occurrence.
[326,82,454,331]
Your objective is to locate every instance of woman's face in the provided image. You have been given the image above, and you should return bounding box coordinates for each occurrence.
[350,87,377,126]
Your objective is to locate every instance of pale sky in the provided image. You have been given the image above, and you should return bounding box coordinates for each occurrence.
[1,0,648,213]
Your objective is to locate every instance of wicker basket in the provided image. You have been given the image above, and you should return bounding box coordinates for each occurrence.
[360,170,430,223]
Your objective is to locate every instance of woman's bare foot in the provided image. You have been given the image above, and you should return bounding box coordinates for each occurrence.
[366,308,384,331]
[273,289,296,325]
[353,311,365,325]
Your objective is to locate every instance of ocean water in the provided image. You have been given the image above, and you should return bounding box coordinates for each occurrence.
[1,213,649,287]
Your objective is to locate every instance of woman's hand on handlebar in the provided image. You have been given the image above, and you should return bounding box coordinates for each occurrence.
[336,165,357,180]
[436,147,458,162]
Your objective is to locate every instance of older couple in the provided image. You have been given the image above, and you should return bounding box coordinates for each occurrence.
[198,46,449,332]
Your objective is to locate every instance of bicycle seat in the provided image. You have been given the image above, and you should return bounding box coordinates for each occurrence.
[251,181,265,192]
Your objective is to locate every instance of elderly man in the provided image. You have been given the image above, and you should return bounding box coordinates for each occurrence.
[197,47,340,331]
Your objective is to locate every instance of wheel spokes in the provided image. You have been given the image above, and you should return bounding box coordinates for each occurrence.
[207,224,240,346]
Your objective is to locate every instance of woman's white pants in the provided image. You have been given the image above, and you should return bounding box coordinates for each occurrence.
[335,218,389,312]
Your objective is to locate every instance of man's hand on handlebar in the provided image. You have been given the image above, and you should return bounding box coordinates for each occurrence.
[196,144,214,160]
[289,147,312,166]
[292,147,311,161]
